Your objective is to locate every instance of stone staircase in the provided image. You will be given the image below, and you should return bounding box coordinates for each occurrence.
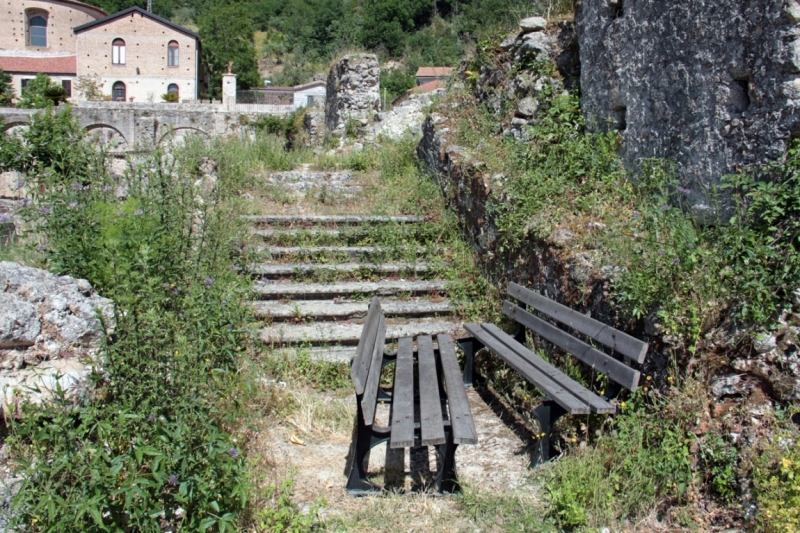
[248,214,462,361]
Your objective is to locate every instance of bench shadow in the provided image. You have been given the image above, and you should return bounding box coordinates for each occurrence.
[472,382,540,469]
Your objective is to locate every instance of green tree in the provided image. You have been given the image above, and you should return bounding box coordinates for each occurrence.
[0,68,14,106]
[16,73,67,109]
[361,0,435,56]
[198,1,262,97]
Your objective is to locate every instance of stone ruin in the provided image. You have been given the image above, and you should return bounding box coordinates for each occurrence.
[323,53,381,139]
[0,261,114,416]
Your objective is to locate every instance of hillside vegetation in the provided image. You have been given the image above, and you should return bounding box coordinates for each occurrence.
[82,0,570,98]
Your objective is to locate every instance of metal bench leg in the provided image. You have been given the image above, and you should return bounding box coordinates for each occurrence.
[532,401,567,466]
[457,338,482,388]
[434,429,459,493]
[346,398,389,494]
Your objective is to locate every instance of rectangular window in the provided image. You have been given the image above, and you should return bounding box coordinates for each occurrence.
[30,27,46,47]
[307,95,314,106]
[112,45,125,65]
[61,80,72,97]
[168,47,179,67]
[21,78,32,89]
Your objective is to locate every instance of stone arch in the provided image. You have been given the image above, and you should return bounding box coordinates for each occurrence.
[85,124,129,152]
[158,126,210,147]
[3,122,30,140]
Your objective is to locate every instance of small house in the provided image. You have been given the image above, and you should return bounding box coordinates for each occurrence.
[415,67,452,86]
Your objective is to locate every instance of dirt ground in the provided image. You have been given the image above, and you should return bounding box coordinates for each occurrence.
[250,382,544,532]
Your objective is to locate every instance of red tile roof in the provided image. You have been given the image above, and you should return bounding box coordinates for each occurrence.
[0,56,77,75]
[416,67,453,78]
[411,79,445,93]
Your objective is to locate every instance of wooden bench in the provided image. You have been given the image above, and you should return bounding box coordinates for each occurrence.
[459,282,648,464]
[347,296,477,494]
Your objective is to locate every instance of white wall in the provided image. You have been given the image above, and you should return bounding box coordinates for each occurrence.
[293,86,326,109]
[99,76,196,103]
[11,74,76,102]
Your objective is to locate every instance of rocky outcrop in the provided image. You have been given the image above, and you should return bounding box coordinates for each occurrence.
[0,262,113,415]
[576,0,800,218]
[324,54,381,137]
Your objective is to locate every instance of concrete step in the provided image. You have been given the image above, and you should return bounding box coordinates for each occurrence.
[260,320,463,345]
[253,228,346,240]
[253,299,452,320]
[243,214,425,226]
[253,246,424,259]
[270,345,358,363]
[253,280,447,300]
[250,262,431,277]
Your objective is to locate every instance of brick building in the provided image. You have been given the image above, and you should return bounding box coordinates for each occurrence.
[0,1,203,103]
[74,6,202,102]
[0,0,106,99]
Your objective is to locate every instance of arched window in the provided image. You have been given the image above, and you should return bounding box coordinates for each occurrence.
[112,81,126,101]
[29,15,47,47]
[167,83,179,96]
[112,38,126,65]
[167,41,179,67]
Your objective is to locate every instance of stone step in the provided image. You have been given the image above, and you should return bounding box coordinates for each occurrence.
[260,320,463,345]
[253,228,346,240]
[271,345,358,363]
[253,299,452,320]
[250,262,431,277]
[243,214,425,226]
[253,279,447,300]
[254,246,424,259]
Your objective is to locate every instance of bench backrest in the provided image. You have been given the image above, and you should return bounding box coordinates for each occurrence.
[351,296,387,425]
[504,282,648,392]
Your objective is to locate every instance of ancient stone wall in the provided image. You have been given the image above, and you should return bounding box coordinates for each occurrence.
[324,53,380,136]
[576,0,800,217]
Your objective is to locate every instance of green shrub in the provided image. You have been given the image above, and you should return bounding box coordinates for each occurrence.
[162,92,180,102]
[6,110,253,531]
[753,431,800,533]
[17,73,67,109]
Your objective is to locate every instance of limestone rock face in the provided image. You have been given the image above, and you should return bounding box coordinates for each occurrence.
[576,0,798,218]
[325,54,381,136]
[0,262,114,414]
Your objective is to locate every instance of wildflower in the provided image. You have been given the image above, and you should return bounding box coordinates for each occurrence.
[174,350,179,355]
[168,474,178,486]
[147,414,156,422]
[204,277,213,286]
[134,209,143,216]
[677,186,691,195]
[570,437,577,443]
[658,249,665,256]
[103,185,113,192]
[661,204,669,211]
[162,283,170,289]
[229,447,238,458]
[172,287,179,294]
[21,198,31,206]
[37,244,47,251]
[38,206,51,215]
[782,458,793,469]
[0,213,10,222]
[14,179,25,190]
[68,201,78,209]
[620,401,627,409]
[118,211,126,217]
[673,257,681,265]
[667,376,674,382]
[72,182,83,191]
[646,375,652,381]
[633,211,641,219]
[222,300,228,306]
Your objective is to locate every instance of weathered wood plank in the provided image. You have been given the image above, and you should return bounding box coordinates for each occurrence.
[351,296,381,395]
[390,337,415,449]
[464,323,591,415]
[502,301,640,391]
[360,315,387,425]
[482,323,615,414]
[417,335,446,445]
[508,283,648,364]
[437,335,478,444]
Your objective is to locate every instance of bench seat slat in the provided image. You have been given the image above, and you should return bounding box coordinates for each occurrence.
[482,324,616,414]
[390,337,415,449]
[418,335,446,445]
[503,301,640,392]
[360,314,387,425]
[351,296,383,395]
[437,334,478,445]
[508,283,648,364]
[464,323,590,415]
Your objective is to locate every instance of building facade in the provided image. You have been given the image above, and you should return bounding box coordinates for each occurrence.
[74,7,201,102]
[0,1,202,103]
[0,0,106,98]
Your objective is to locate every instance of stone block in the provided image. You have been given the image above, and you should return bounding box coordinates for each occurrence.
[519,16,548,32]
